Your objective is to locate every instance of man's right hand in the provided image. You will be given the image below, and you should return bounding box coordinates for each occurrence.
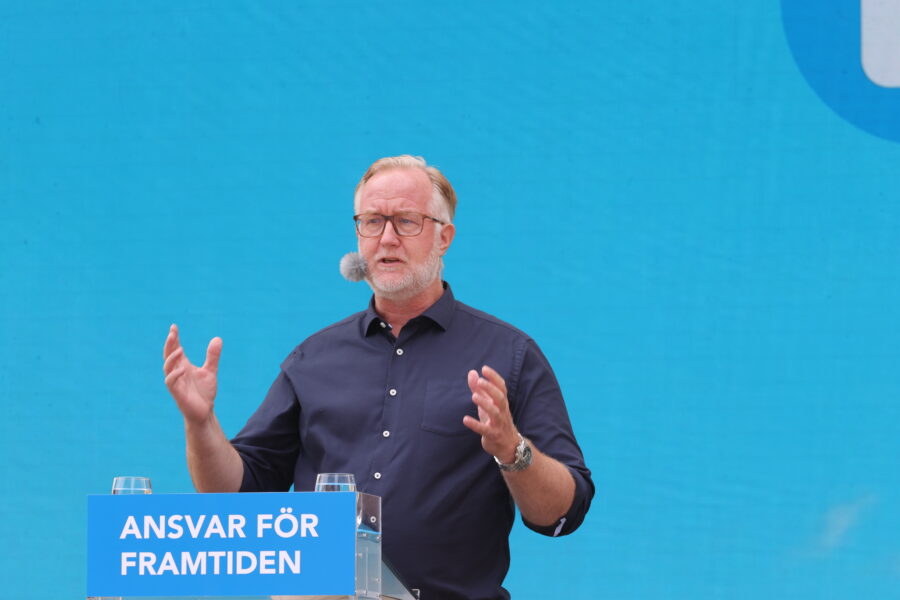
[163,324,223,424]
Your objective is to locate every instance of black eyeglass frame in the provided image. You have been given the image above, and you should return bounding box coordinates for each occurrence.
[353,212,447,237]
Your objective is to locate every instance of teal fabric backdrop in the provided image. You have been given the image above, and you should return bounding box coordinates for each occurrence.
[2,2,899,598]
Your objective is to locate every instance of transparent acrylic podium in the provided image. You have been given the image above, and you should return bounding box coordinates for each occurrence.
[353,491,383,599]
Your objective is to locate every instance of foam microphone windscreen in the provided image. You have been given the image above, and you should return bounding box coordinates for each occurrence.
[340,252,368,282]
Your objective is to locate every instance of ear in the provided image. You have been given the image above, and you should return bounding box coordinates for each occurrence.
[437,223,455,255]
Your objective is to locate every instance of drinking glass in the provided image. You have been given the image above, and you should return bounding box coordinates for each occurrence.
[111,476,152,495]
[315,473,356,492]
[91,477,151,600]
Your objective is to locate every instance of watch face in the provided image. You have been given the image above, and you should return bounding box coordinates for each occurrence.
[520,442,533,467]
[515,439,527,460]
[496,436,532,471]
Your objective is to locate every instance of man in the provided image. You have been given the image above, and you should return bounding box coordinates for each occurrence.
[163,155,593,599]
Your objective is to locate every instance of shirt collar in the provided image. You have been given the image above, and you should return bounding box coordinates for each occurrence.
[361,282,456,336]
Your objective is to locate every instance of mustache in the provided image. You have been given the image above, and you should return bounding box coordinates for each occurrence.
[374,254,406,261]
[339,252,410,283]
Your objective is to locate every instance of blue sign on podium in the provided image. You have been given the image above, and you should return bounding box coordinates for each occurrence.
[87,492,357,597]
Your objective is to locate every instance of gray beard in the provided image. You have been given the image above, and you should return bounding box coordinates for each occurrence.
[366,246,444,301]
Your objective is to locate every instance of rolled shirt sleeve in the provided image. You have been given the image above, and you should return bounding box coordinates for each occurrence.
[511,339,594,536]
[231,361,301,493]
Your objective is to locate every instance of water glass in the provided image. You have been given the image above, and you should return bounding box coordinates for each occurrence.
[111,476,152,495]
[315,473,356,492]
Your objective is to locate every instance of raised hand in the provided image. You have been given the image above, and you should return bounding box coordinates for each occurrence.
[162,324,223,424]
[463,365,521,464]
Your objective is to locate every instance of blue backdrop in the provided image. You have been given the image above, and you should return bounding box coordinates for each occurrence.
[2,2,899,598]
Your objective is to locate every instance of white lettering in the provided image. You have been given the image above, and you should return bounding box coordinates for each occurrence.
[121,552,137,575]
[185,514,206,538]
[120,513,257,541]
[120,516,141,539]
[257,513,273,537]
[207,550,225,575]
[204,515,227,539]
[274,509,298,538]
[236,550,257,574]
[228,514,246,538]
[279,550,301,574]
[181,551,206,575]
[157,551,178,575]
[120,549,303,575]
[167,514,184,539]
[258,550,276,574]
[143,515,165,539]
[300,513,319,537]
[139,552,157,575]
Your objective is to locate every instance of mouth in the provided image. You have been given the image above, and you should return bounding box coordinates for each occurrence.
[378,257,404,265]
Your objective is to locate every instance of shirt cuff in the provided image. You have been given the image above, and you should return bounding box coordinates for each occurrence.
[521,465,594,537]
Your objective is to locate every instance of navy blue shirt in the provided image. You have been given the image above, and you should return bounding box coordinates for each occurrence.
[231,284,593,599]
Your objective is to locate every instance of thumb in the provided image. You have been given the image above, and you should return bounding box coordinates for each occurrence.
[203,337,223,373]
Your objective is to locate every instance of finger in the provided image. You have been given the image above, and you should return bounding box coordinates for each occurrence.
[476,376,507,409]
[480,365,507,396]
[469,389,491,423]
[163,323,180,360]
[203,337,223,373]
[462,414,489,435]
[165,365,186,387]
[163,346,185,374]
[467,369,480,394]
[470,390,501,421]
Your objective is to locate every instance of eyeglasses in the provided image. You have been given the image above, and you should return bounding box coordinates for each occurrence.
[353,212,446,237]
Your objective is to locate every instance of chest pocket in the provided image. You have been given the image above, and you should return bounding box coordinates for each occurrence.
[421,379,478,436]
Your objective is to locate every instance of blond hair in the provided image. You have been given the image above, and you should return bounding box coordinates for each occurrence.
[354,155,457,223]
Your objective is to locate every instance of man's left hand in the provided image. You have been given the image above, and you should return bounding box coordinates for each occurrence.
[463,365,520,463]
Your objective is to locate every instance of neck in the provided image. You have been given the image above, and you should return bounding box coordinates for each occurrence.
[374,279,444,337]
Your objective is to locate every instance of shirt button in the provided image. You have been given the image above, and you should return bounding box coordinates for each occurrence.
[382,430,390,438]
[379,322,386,328]
[396,348,404,356]
[389,389,397,396]
[374,472,382,480]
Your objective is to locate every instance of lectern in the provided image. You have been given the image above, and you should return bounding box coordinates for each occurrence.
[87,491,414,599]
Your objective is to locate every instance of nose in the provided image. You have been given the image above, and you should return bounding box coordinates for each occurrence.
[379,218,401,246]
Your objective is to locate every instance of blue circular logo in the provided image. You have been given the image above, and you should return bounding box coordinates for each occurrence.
[782,0,900,142]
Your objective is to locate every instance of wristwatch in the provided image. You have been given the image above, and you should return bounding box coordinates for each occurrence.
[494,434,533,471]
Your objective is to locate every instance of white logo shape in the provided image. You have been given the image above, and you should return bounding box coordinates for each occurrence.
[862,0,900,87]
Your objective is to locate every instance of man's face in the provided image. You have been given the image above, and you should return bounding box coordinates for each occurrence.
[356,168,455,300]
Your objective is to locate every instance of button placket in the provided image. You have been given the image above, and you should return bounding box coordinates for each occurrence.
[374,329,416,490]
[374,338,401,488]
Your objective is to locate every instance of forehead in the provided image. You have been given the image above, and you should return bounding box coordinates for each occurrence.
[359,168,432,212]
